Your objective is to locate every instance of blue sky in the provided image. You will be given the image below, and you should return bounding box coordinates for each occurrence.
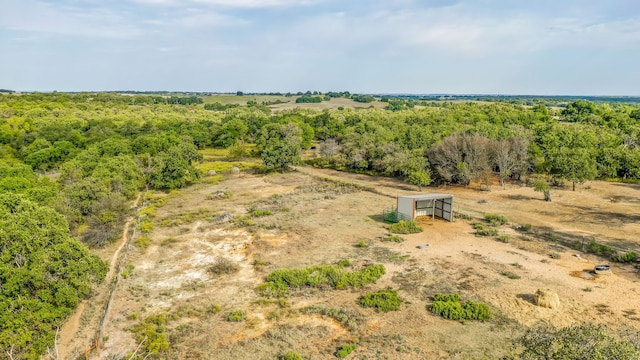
[1,0,639,94]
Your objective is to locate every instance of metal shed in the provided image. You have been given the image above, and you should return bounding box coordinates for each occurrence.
[396,194,454,223]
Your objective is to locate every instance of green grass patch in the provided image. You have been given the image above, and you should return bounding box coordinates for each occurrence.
[612,251,638,263]
[359,289,402,312]
[280,351,304,360]
[257,264,386,297]
[484,214,508,226]
[251,209,273,217]
[430,293,491,321]
[139,219,155,233]
[379,234,405,243]
[227,310,247,322]
[335,344,356,358]
[500,271,521,279]
[389,220,423,234]
[135,235,151,249]
[472,223,499,237]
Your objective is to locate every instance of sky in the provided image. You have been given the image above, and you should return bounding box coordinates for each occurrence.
[0,0,639,95]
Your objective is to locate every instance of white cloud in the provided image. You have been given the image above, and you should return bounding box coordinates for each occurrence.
[0,1,141,38]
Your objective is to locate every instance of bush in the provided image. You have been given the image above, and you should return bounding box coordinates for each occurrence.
[280,351,304,360]
[389,220,423,234]
[139,219,155,233]
[500,271,521,279]
[496,235,510,243]
[359,289,402,312]
[430,293,491,321]
[485,214,508,226]
[587,241,616,257]
[251,209,273,217]
[337,259,351,267]
[612,251,638,263]
[518,223,533,232]
[383,210,397,223]
[472,223,499,237]
[208,257,240,276]
[227,310,246,322]
[135,235,151,248]
[335,344,356,358]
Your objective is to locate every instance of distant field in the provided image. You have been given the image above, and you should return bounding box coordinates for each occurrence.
[203,94,387,110]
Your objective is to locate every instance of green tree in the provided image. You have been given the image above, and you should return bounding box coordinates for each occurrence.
[532,177,551,201]
[0,194,107,358]
[509,323,640,360]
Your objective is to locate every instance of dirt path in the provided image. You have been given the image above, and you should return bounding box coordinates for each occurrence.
[57,192,142,359]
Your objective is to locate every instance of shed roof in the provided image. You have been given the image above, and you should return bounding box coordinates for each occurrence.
[398,194,453,200]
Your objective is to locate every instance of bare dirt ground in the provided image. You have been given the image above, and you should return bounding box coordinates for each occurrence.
[87,169,640,359]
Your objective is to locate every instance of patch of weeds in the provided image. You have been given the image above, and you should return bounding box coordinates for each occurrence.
[135,235,151,249]
[389,220,423,234]
[208,257,240,276]
[359,288,402,312]
[379,234,405,243]
[430,293,491,321]
[356,238,369,248]
[383,210,398,223]
[129,313,172,355]
[496,235,510,243]
[280,351,304,360]
[258,264,386,297]
[584,287,593,292]
[337,259,351,267]
[335,344,356,358]
[549,252,561,259]
[510,262,522,269]
[158,208,218,227]
[472,223,499,237]
[233,214,255,227]
[121,264,135,279]
[227,310,246,322]
[253,257,271,270]
[612,251,638,263]
[207,304,222,314]
[251,209,273,217]
[127,312,138,320]
[139,219,154,234]
[301,306,365,331]
[139,205,156,218]
[517,224,532,232]
[485,214,508,226]
[500,271,521,279]
[206,190,232,200]
[587,241,616,257]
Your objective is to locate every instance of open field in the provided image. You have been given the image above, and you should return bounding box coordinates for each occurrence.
[203,94,387,110]
[61,166,640,359]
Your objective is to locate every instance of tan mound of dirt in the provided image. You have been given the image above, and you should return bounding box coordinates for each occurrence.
[535,289,560,309]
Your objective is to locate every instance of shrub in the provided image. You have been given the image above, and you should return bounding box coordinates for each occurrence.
[500,271,521,279]
[472,223,498,237]
[389,220,423,234]
[359,289,402,312]
[496,235,510,243]
[280,351,304,360]
[135,235,151,248]
[139,219,155,233]
[383,210,397,223]
[335,344,356,358]
[121,264,135,279]
[227,310,246,322]
[208,257,240,276]
[587,241,616,257]
[612,251,638,263]
[356,239,368,248]
[129,314,171,355]
[430,293,491,321]
[251,209,273,217]
[337,259,351,267]
[485,214,508,226]
[518,223,533,232]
